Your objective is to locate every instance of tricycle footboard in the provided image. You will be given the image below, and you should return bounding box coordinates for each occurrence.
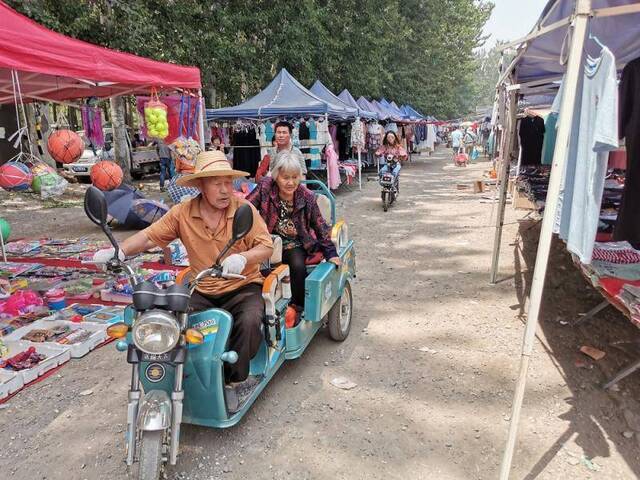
[304,241,355,322]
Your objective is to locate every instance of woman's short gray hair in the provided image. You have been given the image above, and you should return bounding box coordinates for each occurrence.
[272,152,303,179]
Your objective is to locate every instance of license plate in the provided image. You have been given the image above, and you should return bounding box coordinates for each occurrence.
[141,352,172,362]
[72,167,88,172]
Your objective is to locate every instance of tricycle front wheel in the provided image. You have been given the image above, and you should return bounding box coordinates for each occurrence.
[328,282,352,341]
[138,430,164,480]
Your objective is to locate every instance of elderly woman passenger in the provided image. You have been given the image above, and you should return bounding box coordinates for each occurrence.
[246,152,340,327]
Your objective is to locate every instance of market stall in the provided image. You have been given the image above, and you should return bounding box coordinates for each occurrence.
[207,69,363,188]
[0,0,204,189]
[0,1,202,401]
[486,1,640,478]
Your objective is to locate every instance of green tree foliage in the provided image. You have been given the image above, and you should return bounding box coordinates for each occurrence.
[472,41,509,111]
[8,0,492,118]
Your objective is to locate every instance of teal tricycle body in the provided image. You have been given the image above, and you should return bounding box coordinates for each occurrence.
[104,180,355,478]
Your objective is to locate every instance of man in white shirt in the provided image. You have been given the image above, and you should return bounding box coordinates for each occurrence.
[450,127,464,154]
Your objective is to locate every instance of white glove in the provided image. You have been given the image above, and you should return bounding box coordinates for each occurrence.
[93,247,126,264]
[221,254,247,276]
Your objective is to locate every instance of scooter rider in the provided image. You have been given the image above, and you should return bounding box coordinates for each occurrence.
[376,131,407,178]
[93,151,274,407]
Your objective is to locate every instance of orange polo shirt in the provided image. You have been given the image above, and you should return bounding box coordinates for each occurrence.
[144,196,273,297]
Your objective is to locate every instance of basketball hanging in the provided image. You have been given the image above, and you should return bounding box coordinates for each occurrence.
[0,161,33,192]
[90,161,123,191]
[47,129,84,164]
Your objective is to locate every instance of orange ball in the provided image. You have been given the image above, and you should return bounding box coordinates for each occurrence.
[90,161,123,191]
[47,129,85,164]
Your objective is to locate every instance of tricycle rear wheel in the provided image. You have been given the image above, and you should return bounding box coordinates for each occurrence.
[328,282,352,341]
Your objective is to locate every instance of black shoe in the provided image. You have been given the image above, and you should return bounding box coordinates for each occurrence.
[225,375,262,414]
[224,385,239,413]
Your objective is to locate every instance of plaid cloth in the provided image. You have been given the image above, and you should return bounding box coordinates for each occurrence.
[167,174,200,204]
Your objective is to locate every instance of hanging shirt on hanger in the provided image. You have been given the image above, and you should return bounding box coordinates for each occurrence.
[519,115,546,165]
[555,47,619,263]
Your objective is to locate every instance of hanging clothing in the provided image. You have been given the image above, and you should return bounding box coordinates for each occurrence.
[614,57,640,247]
[232,127,260,177]
[325,143,341,190]
[385,122,398,133]
[541,112,558,165]
[337,123,350,160]
[81,106,104,148]
[518,115,546,166]
[350,119,365,151]
[555,47,619,263]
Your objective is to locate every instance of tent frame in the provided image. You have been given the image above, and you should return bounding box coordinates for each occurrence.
[490,0,640,477]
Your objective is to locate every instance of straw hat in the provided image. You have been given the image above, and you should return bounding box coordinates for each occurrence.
[176,150,249,187]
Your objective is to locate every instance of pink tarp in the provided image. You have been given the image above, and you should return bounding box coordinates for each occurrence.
[0,1,201,104]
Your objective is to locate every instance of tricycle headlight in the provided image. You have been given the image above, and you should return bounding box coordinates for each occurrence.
[132,310,180,355]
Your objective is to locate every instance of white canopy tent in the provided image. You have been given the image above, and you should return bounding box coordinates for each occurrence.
[487,1,640,478]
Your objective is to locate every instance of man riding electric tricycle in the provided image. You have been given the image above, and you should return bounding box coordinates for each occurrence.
[87,151,356,480]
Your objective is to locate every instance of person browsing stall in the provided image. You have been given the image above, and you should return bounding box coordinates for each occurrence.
[247,152,340,328]
[270,121,307,178]
[93,151,273,411]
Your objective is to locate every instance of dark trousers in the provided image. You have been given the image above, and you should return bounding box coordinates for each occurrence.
[282,247,307,308]
[159,157,174,188]
[189,283,264,383]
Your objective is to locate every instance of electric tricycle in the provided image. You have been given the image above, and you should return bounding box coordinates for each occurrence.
[83,180,355,480]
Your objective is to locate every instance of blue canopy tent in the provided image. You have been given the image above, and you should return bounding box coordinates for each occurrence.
[492,2,640,478]
[372,100,401,121]
[308,80,358,119]
[361,98,391,120]
[309,80,368,188]
[206,68,352,120]
[338,89,378,120]
[380,98,411,121]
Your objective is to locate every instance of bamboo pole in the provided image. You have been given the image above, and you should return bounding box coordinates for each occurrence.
[489,85,517,284]
[499,1,591,478]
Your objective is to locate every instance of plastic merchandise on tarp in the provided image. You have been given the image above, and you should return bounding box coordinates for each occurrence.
[0,370,23,400]
[338,89,378,120]
[207,69,354,120]
[308,80,358,119]
[5,319,108,359]
[0,1,201,104]
[1,340,70,384]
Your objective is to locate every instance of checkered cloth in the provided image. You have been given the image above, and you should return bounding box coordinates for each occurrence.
[167,174,200,204]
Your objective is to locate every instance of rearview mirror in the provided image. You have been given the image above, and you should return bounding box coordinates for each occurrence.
[232,204,253,242]
[84,186,108,227]
[214,203,254,267]
[84,185,120,253]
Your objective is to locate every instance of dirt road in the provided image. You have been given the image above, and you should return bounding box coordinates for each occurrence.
[2,149,640,479]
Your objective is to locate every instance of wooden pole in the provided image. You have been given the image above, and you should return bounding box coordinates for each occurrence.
[490,86,517,284]
[499,1,591,477]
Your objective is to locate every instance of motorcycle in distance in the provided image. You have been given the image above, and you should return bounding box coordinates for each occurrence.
[379,153,400,212]
[83,182,356,480]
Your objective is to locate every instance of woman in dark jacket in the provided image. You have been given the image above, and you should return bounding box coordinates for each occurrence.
[246,152,340,326]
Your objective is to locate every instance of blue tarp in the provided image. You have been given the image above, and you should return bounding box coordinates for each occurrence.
[207,68,351,120]
[338,88,378,119]
[514,0,640,84]
[308,80,358,119]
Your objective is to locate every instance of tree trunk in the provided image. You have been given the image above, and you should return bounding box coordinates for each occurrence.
[109,96,131,181]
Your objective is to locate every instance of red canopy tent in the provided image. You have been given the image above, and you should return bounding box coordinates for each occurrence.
[0,1,201,104]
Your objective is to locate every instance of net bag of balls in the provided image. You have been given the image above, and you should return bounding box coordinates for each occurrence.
[144,89,169,140]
